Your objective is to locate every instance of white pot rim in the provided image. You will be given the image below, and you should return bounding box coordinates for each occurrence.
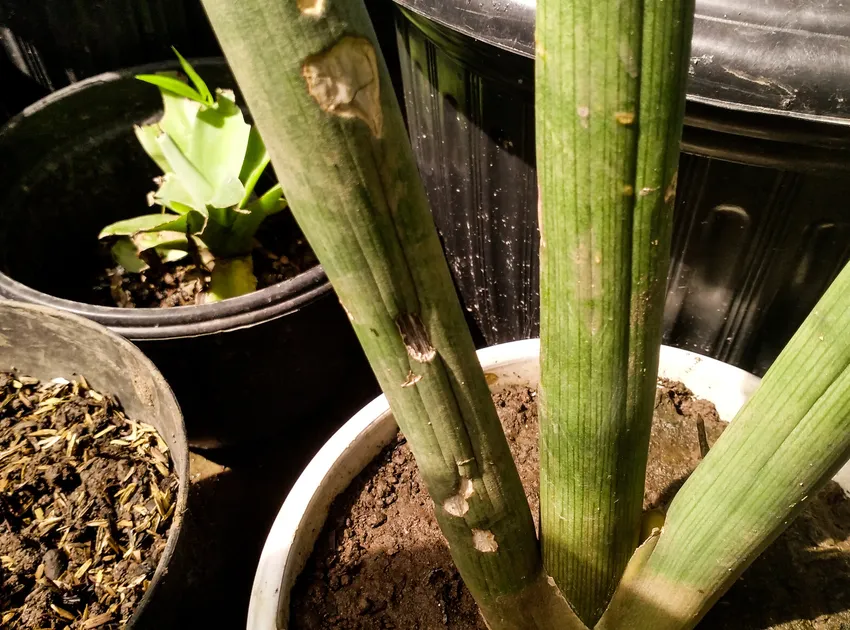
[247,340,763,629]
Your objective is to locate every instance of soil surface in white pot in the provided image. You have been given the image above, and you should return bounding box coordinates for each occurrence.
[0,372,178,628]
[290,383,850,629]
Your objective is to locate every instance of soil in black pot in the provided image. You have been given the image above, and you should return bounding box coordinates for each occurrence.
[290,383,850,629]
[0,372,179,629]
[93,211,318,308]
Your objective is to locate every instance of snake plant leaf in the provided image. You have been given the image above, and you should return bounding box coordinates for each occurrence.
[238,127,271,206]
[206,255,257,302]
[172,47,213,105]
[136,73,207,105]
[191,90,252,188]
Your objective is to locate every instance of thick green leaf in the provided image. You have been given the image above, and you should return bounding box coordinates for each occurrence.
[153,174,198,214]
[172,47,213,105]
[238,127,271,205]
[136,73,207,105]
[209,176,247,210]
[111,238,149,273]
[231,184,287,244]
[600,261,850,630]
[190,91,252,188]
[206,255,257,302]
[158,247,190,264]
[99,213,185,238]
[156,133,214,207]
[135,124,171,172]
[159,86,203,157]
[133,230,190,253]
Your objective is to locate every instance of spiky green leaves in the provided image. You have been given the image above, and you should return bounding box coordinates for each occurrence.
[100,51,288,301]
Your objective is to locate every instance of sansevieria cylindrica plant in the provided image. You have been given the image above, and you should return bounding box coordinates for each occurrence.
[199,0,850,628]
[99,50,287,303]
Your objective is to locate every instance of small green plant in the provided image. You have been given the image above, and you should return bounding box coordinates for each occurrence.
[99,49,287,302]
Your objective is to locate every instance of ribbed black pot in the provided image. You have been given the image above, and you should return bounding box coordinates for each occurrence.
[394,2,850,376]
[0,59,378,449]
[0,300,189,627]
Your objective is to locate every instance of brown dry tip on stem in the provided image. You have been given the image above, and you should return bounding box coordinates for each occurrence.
[443,477,475,517]
[396,313,437,363]
[472,529,499,552]
[296,0,324,16]
[302,36,383,137]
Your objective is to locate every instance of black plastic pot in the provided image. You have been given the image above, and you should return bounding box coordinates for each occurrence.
[0,59,378,449]
[0,300,189,627]
[0,0,404,125]
[0,0,218,90]
[393,1,850,376]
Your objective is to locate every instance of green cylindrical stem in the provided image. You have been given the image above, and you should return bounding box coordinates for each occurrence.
[536,0,693,623]
[600,262,850,630]
[200,1,580,627]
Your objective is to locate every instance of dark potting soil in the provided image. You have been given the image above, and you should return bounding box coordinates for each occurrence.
[290,382,850,629]
[0,372,179,629]
[93,211,317,308]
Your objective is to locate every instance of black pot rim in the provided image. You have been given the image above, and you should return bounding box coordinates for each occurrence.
[0,58,334,340]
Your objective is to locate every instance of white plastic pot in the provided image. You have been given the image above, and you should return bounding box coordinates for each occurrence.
[247,339,847,629]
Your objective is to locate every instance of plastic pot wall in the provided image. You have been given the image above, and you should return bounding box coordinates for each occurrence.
[0,60,378,449]
[395,8,850,377]
[0,301,190,627]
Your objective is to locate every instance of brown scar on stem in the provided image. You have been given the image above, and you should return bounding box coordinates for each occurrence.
[443,477,474,517]
[297,0,324,16]
[623,184,634,196]
[401,370,422,388]
[639,186,659,197]
[395,313,436,363]
[302,36,383,137]
[615,111,635,125]
[341,302,354,321]
[472,529,498,553]
[664,171,679,203]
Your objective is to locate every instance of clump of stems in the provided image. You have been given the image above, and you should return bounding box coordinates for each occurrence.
[201,1,850,629]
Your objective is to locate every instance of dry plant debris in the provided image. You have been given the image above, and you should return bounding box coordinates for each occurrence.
[0,372,178,629]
